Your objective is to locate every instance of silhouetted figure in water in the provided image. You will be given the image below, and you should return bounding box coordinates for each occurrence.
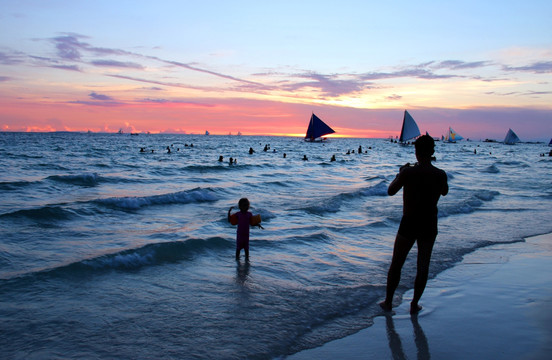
[380,135,448,314]
[302,155,308,161]
[249,147,254,154]
[358,145,362,154]
[140,147,145,153]
[218,156,224,162]
[330,154,336,162]
[228,198,262,261]
[166,146,171,154]
[283,153,287,158]
[229,157,234,165]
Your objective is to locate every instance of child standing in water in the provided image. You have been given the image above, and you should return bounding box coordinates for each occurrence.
[228,198,262,261]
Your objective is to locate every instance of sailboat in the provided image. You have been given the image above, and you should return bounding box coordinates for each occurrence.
[398,110,421,143]
[305,113,335,142]
[503,128,521,145]
[444,127,464,143]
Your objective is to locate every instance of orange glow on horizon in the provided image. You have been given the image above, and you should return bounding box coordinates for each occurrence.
[1,95,550,141]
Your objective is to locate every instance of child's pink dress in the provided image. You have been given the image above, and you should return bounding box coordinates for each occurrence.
[230,211,252,251]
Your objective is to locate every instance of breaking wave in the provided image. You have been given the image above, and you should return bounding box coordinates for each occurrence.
[96,187,219,210]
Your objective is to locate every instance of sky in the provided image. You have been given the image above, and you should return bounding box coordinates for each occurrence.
[1,0,551,140]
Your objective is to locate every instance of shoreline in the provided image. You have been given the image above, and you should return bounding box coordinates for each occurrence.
[287,233,552,359]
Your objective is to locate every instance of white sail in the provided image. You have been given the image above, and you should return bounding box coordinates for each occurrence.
[399,110,420,142]
[503,128,521,145]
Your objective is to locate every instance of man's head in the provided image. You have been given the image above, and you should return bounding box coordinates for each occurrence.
[415,135,435,159]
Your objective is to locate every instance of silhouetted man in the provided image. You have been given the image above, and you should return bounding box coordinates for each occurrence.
[380,135,448,314]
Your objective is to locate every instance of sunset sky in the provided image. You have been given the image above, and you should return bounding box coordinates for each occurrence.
[1,1,551,140]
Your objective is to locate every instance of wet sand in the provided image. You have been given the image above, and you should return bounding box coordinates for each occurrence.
[288,233,552,359]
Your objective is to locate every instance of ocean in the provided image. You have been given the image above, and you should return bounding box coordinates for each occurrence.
[1,132,551,359]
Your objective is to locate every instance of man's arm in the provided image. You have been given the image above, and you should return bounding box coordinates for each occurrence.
[388,171,404,196]
[388,163,410,195]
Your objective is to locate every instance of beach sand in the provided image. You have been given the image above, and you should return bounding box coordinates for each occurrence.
[287,233,552,359]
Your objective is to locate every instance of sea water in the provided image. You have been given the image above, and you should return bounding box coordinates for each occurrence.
[0,132,551,359]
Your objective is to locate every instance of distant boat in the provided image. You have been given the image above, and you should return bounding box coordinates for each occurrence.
[503,128,521,145]
[444,127,464,143]
[205,130,210,135]
[398,110,421,143]
[305,113,335,142]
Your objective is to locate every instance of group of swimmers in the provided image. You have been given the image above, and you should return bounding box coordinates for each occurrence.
[139,142,377,164]
[140,143,195,154]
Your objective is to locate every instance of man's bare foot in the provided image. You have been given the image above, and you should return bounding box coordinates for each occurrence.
[410,303,422,314]
[379,301,392,312]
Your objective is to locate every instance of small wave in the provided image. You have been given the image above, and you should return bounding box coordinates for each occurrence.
[439,189,500,217]
[0,180,36,191]
[299,181,388,215]
[96,187,219,210]
[183,163,257,172]
[357,181,388,197]
[0,205,76,221]
[264,181,292,187]
[47,173,101,187]
[5,237,232,281]
[481,164,500,173]
[496,160,530,167]
[84,238,231,270]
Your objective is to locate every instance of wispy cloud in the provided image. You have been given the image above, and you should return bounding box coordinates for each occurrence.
[503,61,552,74]
[141,98,215,107]
[484,90,552,97]
[0,50,23,65]
[50,33,130,60]
[0,76,13,82]
[48,33,263,87]
[69,91,121,106]
[4,33,551,105]
[359,67,459,81]
[107,74,219,92]
[283,72,369,97]
[386,94,402,101]
[432,60,492,70]
[89,92,113,101]
[90,59,144,69]
[50,64,81,71]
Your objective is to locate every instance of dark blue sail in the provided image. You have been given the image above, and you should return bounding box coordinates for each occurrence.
[305,113,335,141]
[398,110,420,142]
